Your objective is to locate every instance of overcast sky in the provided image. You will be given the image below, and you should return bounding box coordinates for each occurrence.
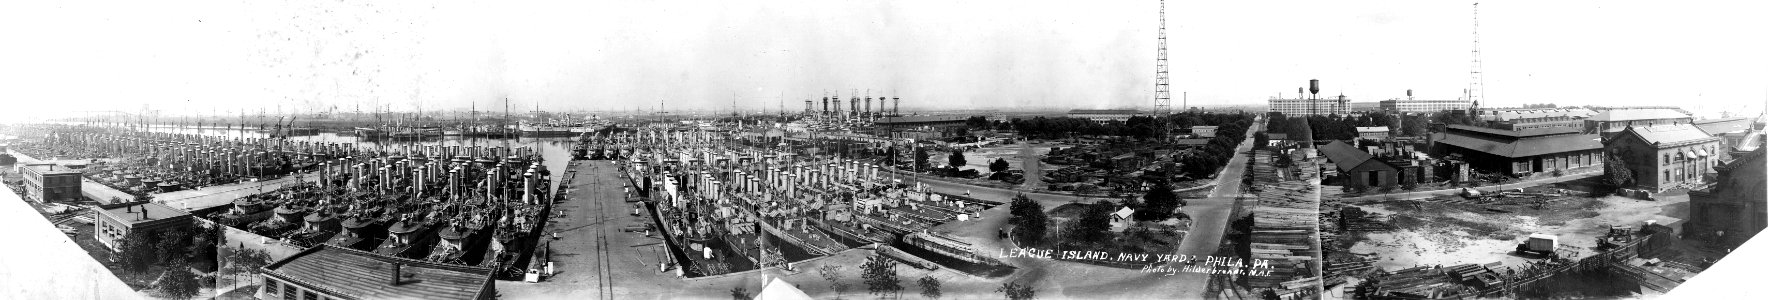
[2,0,1764,120]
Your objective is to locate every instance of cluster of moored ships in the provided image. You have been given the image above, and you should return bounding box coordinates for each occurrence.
[210,144,556,278]
[577,129,1007,277]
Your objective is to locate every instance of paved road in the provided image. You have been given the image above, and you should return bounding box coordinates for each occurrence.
[154,173,320,211]
[498,160,675,299]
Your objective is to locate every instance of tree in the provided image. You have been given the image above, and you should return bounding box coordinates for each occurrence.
[913,147,931,171]
[948,149,967,168]
[1062,202,1115,248]
[860,254,903,299]
[156,228,190,265]
[1260,289,1281,300]
[117,233,156,273]
[989,158,1010,173]
[730,286,752,300]
[818,265,851,300]
[1604,152,1635,189]
[1252,131,1268,149]
[918,275,943,300]
[157,259,201,300]
[1136,183,1179,221]
[1007,194,1048,247]
[997,281,1038,300]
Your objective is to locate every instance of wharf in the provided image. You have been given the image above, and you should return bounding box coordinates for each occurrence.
[499,160,679,299]
[152,173,319,211]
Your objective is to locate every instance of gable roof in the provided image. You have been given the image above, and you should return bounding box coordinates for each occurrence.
[262,244,495,300]
[1435,132,1603,158]
[1356,127,1389,133]
[1693,117,1752,135]
[1446,124,1581,139]
[1318,141,1379,171]
[1588,109,1690,122]
[1614,124,1719,147]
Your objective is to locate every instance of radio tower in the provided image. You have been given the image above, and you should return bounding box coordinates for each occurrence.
[1467,3,1486,109]
[1153,0,1173,139]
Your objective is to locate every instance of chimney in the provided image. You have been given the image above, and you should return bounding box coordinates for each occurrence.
[389,263,403,286]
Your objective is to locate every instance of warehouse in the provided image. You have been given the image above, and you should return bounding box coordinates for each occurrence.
[1432,125,1605,175]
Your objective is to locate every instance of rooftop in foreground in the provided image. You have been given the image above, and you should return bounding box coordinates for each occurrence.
[262,244,495,300]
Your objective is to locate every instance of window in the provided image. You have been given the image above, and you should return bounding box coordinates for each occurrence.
[285,285,297,300]
[304,290,318,300]
[1664,171,1671,183]
[1663,154,1671,165]
[266,279,279,295]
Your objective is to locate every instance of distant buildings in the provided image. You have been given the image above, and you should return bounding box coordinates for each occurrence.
[1356,127,1390,140]
[1478,108,1596,131]
[1584,108,1693,136]
[94,201,191,253]
[20,163,81,203]
[1268,96,1350,117]
[1603,124,1724,192]
[259,244,498,300]
[1692,117,1755,158]
[1379,99,1472,113]
[1685,147,1766,249]
[1350,102,1382,112]
[1432,125,1604,175]
[872,115,971,128]
[1191,126,1218,138]
[1067,109,1143,122]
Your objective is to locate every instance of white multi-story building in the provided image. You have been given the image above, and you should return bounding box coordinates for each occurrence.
[1268,96,1350,116]
[1378,99,1473,113]
[1068,109,1144,122]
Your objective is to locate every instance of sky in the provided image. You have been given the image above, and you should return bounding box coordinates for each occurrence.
[1,0,1765,121]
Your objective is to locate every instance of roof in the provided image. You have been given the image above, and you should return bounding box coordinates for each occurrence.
[1192,126,1219,129]
[1267,133,1289,140]
[1069,109,1143,115]
[874,115,971,124]
[1616,124,1719,146]
[263,244,495,300]
[1174,139,1211,146]
[1318,141,1379,171]
[23,164,82,175]
[757,278,814,300]
[1446,124,1581,138]
[1114,207,1135,219]
[98,202,190,225]
[1587,109,1690,122]
[1436,132,1603,158]
[1694,117,1752,135]
[1356,127,1389,133]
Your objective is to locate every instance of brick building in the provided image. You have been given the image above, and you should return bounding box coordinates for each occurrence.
[94,201,191,253]
[21,163,82,203]
[1684,147,1766,249]
[1602,124,1724,192]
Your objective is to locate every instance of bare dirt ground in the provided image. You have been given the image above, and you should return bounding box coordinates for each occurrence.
[1346,192,1689,271]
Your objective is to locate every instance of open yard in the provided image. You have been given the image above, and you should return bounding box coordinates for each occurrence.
[1344,192,1690,271]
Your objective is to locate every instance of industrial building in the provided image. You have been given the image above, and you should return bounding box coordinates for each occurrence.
[1684,147,1766,249]
[1478,108,1596,131]
[258,244,498,300]
[872,115,971,128]
[1603,124,1724,192]
[1318,141,1401,189]
[93,201,191,253]
[1379,99,1472,113]
[1356,127,1390,141]
[1191,126,1218,138]
[19,163,81,203]
[1584,108,1693,136]
[1432,125,1605,175]
[1067,109,1144,122]
[1268,96,1350,117]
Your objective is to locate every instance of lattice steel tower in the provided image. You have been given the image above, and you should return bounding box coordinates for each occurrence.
[1467,3,1485,108]
[1153,0,1173,137]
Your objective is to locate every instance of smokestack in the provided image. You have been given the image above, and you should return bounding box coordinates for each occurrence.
[390,263,403,286]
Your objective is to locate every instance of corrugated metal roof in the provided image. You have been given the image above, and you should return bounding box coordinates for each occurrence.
[1446,124,1581,138]
[263,245,494,300]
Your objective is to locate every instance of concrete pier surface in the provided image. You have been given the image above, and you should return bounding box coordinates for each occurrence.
[152,172,320,211]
